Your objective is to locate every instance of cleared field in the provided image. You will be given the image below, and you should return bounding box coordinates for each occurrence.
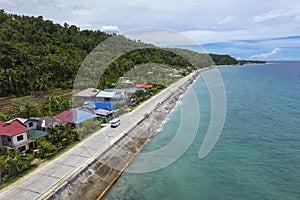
[0,89,73,116]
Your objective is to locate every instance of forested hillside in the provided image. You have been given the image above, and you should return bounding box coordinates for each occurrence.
[0,9,110,96]
[0,10,239,97]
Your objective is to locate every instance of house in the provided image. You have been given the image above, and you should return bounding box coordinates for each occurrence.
[95,108,114,122]
[73,88,100,103]
[104,89,127,96]
[95,91,125,103]
[25,116,63,131]
[53,108,97,128]
[0,119,33,151]
[80,104,115,125]
[84,102,116,112]
[24,117,40,130]
[136,84,153,89]
[7,118,27,124]
[119,77,134,84]
[39,116,64,131]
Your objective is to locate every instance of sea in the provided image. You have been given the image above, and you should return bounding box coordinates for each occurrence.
[104,61,300,200]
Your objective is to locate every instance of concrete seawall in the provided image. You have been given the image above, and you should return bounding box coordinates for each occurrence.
[50,69,205,200]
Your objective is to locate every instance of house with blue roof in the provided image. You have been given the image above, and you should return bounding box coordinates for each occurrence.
[85,102,116,111]
[53,108,97,128]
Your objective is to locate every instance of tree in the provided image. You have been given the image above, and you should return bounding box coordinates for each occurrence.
[37,138,56,159]
[77,119,101,139]
[0,149,33,183]
[0,113,9,121]
[0,155,7,184]
[19,103,41,118]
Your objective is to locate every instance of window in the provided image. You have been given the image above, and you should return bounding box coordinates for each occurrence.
[7,137,11,142]
[28,122,33,127]
[17,135,24,141]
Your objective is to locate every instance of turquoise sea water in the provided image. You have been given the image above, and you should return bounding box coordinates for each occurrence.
[104,62,300,200]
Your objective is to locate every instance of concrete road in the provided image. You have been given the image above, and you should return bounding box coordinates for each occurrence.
[0,70,202,200]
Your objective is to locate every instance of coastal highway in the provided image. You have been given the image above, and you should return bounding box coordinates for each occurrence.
[0,69,206,200]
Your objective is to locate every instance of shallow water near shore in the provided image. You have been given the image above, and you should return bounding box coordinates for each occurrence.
[104,62,300,200]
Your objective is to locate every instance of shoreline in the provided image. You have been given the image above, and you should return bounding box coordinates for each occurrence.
[53,68,209,200]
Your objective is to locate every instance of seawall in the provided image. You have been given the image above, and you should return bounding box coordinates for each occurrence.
[50,69,207,200]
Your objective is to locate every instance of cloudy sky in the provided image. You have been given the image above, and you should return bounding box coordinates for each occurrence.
[1,0,300,60]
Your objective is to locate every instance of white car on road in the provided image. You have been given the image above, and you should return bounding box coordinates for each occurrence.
[110,118,120,128]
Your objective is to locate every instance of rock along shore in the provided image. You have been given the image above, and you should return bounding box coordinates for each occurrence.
[51,68,210,200]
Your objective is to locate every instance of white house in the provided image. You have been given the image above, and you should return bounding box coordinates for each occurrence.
[0,119,32,151]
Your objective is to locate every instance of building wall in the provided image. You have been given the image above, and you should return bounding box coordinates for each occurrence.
[96,97,125,104]
[25,121,38,130]
[0,135,13,148]
[12,132,28,147]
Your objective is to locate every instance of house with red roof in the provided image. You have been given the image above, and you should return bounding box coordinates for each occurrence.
[0,119,32,151]
[53,108,97,128]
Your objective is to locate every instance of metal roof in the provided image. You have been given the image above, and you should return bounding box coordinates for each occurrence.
[74,88,99,98]
[28,130,48,139]
[95,108,111,116]
[96,91,122,98]
[0,119,29,136]
[53,109,97,124]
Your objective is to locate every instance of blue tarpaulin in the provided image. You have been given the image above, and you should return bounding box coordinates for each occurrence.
[86,102,116,111]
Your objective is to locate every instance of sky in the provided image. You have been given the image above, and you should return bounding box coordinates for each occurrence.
[1,0,300,60]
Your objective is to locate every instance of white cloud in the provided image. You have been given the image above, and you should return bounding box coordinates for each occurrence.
[250,48,281,59]
[253,10,283,23]
[124,28,199,47]
[71,4,91,16]
[181,29,273,45]
[100,25,120,33]
[217,16,234,25]
[294,15,300,21]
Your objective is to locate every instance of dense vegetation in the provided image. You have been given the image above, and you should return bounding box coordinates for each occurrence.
[209,54,238,65]
[98,48,192,89]
[0,148,33,185]
[0,96,71,121]
[237,60,266,65]
[0,10,239,97]
[0,10,110,97]
[37,125,79,159]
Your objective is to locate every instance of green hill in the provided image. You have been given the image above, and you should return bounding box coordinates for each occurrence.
[0,10,238,97]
